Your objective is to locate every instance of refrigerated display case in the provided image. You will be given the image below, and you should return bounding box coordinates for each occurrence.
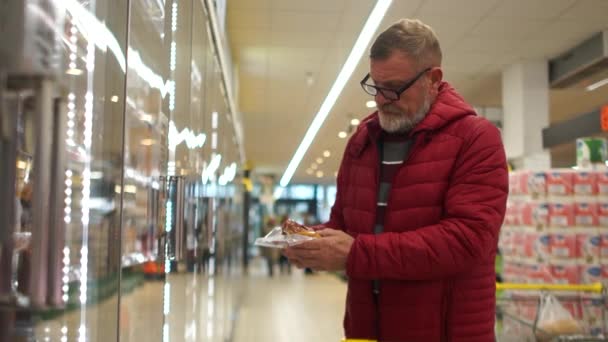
[0,1,244,341]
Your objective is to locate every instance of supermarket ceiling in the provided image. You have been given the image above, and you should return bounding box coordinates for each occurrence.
[227,0,608,183]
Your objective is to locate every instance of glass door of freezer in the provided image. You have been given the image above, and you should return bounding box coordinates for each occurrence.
[0,1,243,341]
[0,1,128,340]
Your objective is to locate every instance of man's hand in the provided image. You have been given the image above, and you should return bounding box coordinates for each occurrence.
[282,229,354,271]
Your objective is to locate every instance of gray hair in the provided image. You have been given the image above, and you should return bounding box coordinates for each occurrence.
[370,19,442,67]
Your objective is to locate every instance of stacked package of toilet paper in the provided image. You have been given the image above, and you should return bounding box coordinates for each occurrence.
[500,169,608,335]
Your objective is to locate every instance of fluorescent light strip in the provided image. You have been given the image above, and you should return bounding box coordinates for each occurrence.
[586,78,608,92]
[277,0,392,188]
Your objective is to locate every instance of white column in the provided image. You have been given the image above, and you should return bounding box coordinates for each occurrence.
[502,61,551,170]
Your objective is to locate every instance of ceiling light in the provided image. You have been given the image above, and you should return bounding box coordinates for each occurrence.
[586,78,608,91]
[273,186,285,199]
[351,118,360,126]
[316,158,323,164]
[140,138,156,146]
[124,185,137,193]
[316,171,324,178]
[311,163,318,170]
[66,68,83,76]
[323,150,331,157]
[110,95,119,103]
[366,100,376,108]
[89,171,103,179]
[338,131,347,139]
[276,0,393,188]
[306,169,313,175]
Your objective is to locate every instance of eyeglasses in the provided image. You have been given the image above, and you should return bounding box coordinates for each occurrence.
[360,67,431,101]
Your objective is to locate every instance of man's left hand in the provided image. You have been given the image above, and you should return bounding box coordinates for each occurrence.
[283,229,354,271]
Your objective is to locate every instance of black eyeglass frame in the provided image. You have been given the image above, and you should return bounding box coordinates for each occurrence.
[360,67,432,101]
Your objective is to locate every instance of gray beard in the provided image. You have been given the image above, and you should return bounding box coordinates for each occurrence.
[378,96,431,133]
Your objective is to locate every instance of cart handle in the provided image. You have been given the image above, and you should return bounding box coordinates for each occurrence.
[496,282,603,293]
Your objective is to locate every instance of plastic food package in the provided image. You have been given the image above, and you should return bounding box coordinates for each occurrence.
[536,293,584,341]
[254,226,317,249]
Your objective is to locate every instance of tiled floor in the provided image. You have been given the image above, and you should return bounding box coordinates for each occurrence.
[233,263,347,342]
[30,258,347,341]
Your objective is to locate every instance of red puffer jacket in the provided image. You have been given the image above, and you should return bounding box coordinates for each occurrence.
[325,82,508,341]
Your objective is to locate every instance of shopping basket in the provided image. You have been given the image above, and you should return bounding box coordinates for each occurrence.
[495,282,607,341]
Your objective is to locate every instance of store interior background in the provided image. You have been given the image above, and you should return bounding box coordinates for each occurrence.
[2,0,608,341]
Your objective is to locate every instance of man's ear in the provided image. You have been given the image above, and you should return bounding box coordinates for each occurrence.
[430,67,443,91]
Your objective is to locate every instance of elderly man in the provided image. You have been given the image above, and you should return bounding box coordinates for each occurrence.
[284,19,508,341]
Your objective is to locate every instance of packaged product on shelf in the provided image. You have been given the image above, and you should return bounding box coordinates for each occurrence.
[520,226,551,261]
[580,294,604,336]
[504,201,518,226]
[545,170,574,198]
[576,137,607,169]
[599,227,608,259]
[502,259,515,282]
[510,170,534,196]
[527,262,553,283]
[521,227,538,259]
[573,202,599,227]
[579,263,602,284]
[580,293,604,336]
[498,228,514,256]
[518,294,539,322]
[507,261,526,283]
[509,172,521,196]
[511,226,526,257]
[528,171,547,198]
[548,202,575,228]
[576,227,601,260]
[560,299,584,322]
[573,171,598,199]
[551,260,580,284]
[551,227,579,260]
[599,203,608,227]
[520,201,548,227]
[518,201,532,226]
[597,171,608,198]
[535,230,552,261]
[602,264,608,283]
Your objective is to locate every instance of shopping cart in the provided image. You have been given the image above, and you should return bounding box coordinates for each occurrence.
[496,282,607,342]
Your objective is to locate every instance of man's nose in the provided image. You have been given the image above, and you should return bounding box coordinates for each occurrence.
[374,91,390,108]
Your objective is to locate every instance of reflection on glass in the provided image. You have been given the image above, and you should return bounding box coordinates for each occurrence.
[0,0,129,341]
[1,0,242,341]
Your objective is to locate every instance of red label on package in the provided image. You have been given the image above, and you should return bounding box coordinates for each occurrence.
[509,173,520,195]
[551,261,580,284]
[548,203,575,227]
[574,171,598,196]
[574,202,599,227]
[598,172,608,196]
[580,264,602,284]
[512,229,525,257]
[577,228,601,259]
[546,170,574,196]
[527,263,553,283]
[551,228,578,259]
[600,228,608,258]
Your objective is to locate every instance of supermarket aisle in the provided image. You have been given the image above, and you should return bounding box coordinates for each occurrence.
[233,259,347,342]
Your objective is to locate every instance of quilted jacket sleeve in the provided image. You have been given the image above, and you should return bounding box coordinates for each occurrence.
[346,119,508,280]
